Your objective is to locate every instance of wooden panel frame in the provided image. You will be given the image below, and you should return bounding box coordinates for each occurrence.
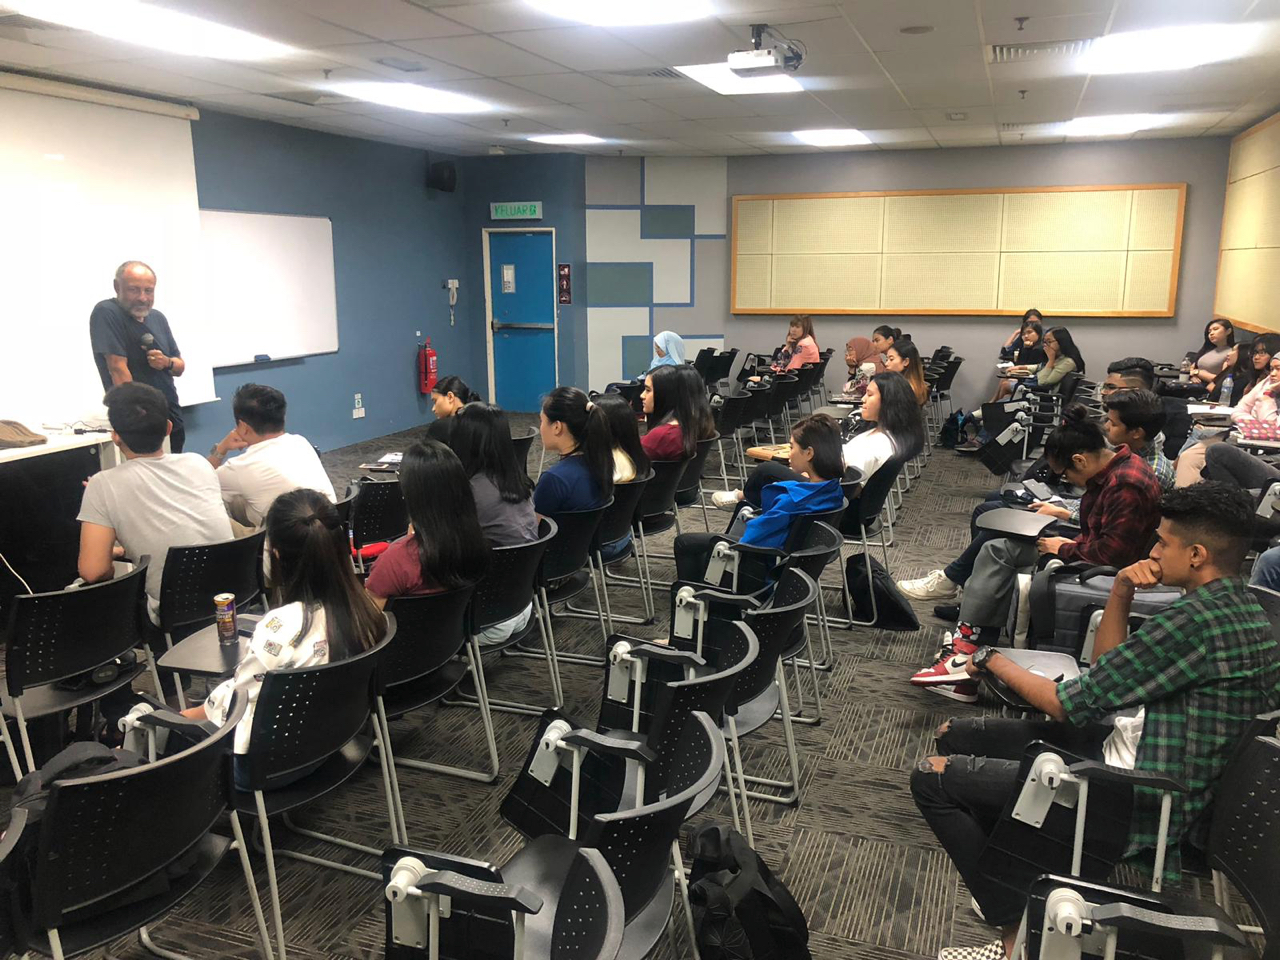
[730,182,1187,317]
[1214,109,1280,335]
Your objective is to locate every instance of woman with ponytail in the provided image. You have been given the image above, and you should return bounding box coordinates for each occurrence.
[640,364,715,461]
[535,386,615,515]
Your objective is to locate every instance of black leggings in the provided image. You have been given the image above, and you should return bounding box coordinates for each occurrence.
[743,461,805,508]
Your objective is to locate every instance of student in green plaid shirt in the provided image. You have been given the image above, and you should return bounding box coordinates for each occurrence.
[914,482,1280,960]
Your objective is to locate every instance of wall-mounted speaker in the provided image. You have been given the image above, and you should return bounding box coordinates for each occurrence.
[426,160,457,193]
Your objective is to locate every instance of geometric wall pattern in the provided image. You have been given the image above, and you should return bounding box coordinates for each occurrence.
[586,156,728,387]
[1215,110,1280,333]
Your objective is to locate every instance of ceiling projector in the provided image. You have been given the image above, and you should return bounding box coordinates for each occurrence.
[728,24,805,77]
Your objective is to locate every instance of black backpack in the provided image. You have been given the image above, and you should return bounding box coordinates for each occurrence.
[688,824,811,960]
[843,553,920,631]
[937,409,966,449]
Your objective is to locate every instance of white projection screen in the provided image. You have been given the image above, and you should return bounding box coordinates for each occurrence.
[0,86,216,429]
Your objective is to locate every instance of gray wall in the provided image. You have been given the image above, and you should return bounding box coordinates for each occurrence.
[726,139,1232,412]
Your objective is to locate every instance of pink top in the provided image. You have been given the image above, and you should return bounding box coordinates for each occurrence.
[773,336,820,372]
[1233,377,1279,426]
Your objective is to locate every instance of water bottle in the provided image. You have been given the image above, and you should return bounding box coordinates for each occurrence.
[1219,372,1234,403]
[1179,357,1191,383]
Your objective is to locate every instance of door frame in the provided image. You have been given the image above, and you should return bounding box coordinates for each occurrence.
[482,227,559,404]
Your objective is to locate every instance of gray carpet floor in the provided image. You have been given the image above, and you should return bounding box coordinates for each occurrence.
[74,417,1247,958]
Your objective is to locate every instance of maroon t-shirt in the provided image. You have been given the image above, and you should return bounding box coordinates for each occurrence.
[642,422,686,461]
[364,535,444,600]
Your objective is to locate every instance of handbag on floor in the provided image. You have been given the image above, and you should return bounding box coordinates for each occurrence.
[688,823,811,960]
[843,553,920,631]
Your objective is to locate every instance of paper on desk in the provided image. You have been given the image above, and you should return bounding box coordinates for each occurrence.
[1188,404,1232,414]
[378,452,403,464]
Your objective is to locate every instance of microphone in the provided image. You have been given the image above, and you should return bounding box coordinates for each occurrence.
[140,332,155,352]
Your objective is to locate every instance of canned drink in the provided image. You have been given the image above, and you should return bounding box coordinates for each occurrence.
[214,593,237,644]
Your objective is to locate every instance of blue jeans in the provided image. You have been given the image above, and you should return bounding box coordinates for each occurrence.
[943,497,1006,586]
[1252,546,1280,592]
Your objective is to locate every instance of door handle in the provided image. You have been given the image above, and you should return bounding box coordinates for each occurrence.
[492,322,555,330]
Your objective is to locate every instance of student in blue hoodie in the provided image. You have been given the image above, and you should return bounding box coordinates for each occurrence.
[674,413,845,582]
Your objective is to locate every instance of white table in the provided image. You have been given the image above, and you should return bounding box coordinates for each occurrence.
[0,431,121,470]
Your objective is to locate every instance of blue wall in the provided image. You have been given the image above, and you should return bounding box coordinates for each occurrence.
[183,111,473,454]
[460,154,588,393]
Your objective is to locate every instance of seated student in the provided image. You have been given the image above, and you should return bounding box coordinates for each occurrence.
[840,336,884,399]
[183,489,388,787]
[77,383,232,625]
[870,325,901,365]
[998,309,1045,364]
[640,364,715,463]
[427,374,482,443]
[1175,355,1280,486]
[594,393,650,484]
[449,403,538,547]
[909,406,1162,701]
[206,383,336,530]
[1100,356,1193,457]
[986,325,1085,406]
[884,340,930,406]
[673,413,845,583]
[648,330,686,371]
[1214,333,1279,405]
[534,387,614,516]
[1189,318,1236,390]
[915,482,1280,960]
[769,314,820,373]
[1203,440,1280,493]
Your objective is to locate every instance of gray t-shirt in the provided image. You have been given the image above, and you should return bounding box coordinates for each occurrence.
[78,453,234,622]
[469,474,538,547]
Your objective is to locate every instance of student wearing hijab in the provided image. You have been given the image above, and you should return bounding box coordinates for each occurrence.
[650,330,687,370]
[842,336,884,398]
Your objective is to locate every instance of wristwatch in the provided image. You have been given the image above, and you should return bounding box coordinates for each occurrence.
[970,646,997,674]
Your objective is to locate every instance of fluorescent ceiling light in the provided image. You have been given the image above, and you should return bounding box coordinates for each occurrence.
[675,62,802,96]
[792,128,870,147]
[1079,23,1262,75]
[526,0,713,26]
[6,0,297,60]
[1062,113,1169,137]
[327,81,491,114]
[528,133,605,144]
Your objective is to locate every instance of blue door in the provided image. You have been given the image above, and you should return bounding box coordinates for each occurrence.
[489,231,556,412]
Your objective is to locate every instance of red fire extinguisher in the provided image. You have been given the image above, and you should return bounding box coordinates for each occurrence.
[418,338,438,395]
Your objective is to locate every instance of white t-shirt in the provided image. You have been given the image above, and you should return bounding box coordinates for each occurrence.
[1102,708,1145,770]
[216,433,336,528]
[78,453,233,623]
[842,429,897,483]
[203,602,331,754]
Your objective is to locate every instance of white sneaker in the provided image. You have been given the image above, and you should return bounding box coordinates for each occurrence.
[897,569,959,601]
[712,490,742,511]
[938,939,1007,960]
[971,897,986,922]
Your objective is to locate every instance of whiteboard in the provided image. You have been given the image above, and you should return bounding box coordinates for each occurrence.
[199,210,338,367]
[0,86,216,427]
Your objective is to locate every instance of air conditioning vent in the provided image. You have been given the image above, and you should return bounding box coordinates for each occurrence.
[989,38,1093,63]
[373,56,429,73]
[264,90,357,107]
[603,66,686,80]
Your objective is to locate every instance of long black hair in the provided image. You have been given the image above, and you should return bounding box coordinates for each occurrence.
[872,324,902,343]
[1237,334,1280,397]
[886,339,929,405]
[647,365,714,460]
[398,440,490,590]
[265,488,386,659]
[1046,326,1086,375]
[450,403,532,504]
[1022,308,1044,325]
[790,413,843,481]
[542,387,615,502]
[1195,319,1236,361]
[1044,404,1107,470]
[867,371,924,459]
[433,375,481,405]
[594,393,650,477]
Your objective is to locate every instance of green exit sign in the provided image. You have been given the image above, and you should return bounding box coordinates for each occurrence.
[490,201,543,221]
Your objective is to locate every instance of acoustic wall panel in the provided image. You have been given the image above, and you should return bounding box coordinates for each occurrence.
[772,197,883,254]
[881,253,999,310]
[1002,190,1132,252]
[732,184,1184,316]
[999,252,1127,313]
[883,194,1002,253]
[1216,112,1280,333]
[772,254,880,310]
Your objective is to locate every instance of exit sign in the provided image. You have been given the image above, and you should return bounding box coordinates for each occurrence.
[490,201,543,220]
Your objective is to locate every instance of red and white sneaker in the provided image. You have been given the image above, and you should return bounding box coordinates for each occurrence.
[928,680,979,704]
[910,633,977,686]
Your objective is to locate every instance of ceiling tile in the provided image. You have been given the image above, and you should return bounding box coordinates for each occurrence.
[157,0,368,47]
[0,33,113,67]
[585,77,709,98]
[427,1,577,33]
[979,0,1109,19]
[192,91,342,118]
[317,42,482,81]
[715,5,844,27]
[131,56,308,94]
[659,95,763,119]
[282,0,476,41]
[877,45,989,84]
[840,0,981,53]
[1109,0,1255,32]
[979,13,1109,46]
[398,35,570,76]
[51,60,240,97]
[915,105,996,125]
[428,76,563,110]
[810,86,912,118]
[502,72,632,102]
[928,122,999,140]
[897,81,993,108]
[609,22,744,65]
[495,27,659,73]
[864,126,935,143]
[572,100,683,123]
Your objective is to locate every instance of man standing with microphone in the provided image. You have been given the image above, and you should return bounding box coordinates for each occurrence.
[90,260,187,451]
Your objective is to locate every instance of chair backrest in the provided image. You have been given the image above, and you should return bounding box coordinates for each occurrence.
[241,628,392,788]
[31,694,244,930]
[551,848,625,960]
[158,531,267,633]
[511,429,538,476]
[729,569,816,708]
[584,712,724,922]
[714,393,752,436]
[848,454,908,530]
[677,434,719,494]
[543,504,610,582]
[595,474,650,549]
[333,491,355,525]
[383,584,476,687]
[635,459,685,521]
[350,479,410,549]
[5,561,149,696]
[933,357,964,392]
[784,521,844,584]
[1056,371,1082,404]
[742,381,771,422]
[471,518,556,632]
[766,375,801,415]
[692,346,716,378]
[707,348,739,385]
[1207,733,1280,942]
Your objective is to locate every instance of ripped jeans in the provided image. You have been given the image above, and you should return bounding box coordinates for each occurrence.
[909,717,1109,927]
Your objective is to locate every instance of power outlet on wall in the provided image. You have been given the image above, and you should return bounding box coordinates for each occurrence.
[353,392,365,419]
